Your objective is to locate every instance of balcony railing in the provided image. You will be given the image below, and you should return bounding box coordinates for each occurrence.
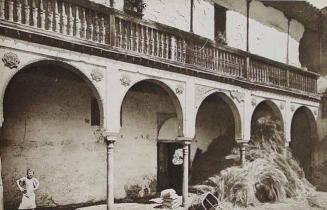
[0,0,319,94]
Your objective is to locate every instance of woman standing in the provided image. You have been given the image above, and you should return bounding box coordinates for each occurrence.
[16,169,40,210]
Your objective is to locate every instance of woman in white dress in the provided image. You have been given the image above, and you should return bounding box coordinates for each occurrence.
[16,169,40,210]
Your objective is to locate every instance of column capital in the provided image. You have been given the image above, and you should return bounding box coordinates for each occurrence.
[176,136,192,145]
[236,138,249,144]
[103,131,118,143]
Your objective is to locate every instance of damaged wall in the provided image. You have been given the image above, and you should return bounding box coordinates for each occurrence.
[92,0,306,67]
[113,0,191,32]
[0,67,107,209]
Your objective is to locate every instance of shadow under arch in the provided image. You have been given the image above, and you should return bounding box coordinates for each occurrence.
[290,106,318,178]
[196,91,242,140]
[2,59,105,126]
[120,79,184,137]
[251,100,284,130]
[190,91,240,185]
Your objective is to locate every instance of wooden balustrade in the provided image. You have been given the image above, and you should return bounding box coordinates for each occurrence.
[0,0,110,44]
[0,0,319,94]
[249,59,288,87]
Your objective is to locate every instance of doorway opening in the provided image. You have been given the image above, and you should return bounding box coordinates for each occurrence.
[157,142,184,195]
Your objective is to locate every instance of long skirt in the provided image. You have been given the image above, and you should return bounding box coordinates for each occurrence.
[18,192,36,209]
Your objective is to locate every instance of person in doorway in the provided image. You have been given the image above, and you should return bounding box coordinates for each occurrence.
[16,169,40,210]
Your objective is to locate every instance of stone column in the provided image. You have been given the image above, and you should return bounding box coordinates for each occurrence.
[105,134,117,210]
[239,141,248,167]
[0,156,3,210]
[182,139,191,207]
[284,141,290,157]
[0,123,3,210]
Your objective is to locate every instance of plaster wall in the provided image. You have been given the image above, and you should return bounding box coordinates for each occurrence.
[0,67,107,209]
[90,0,305,67]
[115,88,176,199]
[112,0,191,33]
[193,0,214,39]
[249,1,288,64]
[315,90,327,190]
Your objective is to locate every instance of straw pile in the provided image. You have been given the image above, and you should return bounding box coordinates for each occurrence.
[191,116,315,208]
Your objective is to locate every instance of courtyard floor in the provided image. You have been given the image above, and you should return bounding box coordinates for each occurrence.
[76,203,185,210]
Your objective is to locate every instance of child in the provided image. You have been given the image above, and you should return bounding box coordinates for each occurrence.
[16,169,40,210]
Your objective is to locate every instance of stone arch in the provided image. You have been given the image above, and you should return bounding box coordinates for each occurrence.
[1,59,105,126]
[292,106,317,140]
[290,106,318,178]
[120,79,184,137]
[190,91,241,184]
[116,78,184,198]
[251,100,284,130]
[0,59,107,208]
[196,91,242,140]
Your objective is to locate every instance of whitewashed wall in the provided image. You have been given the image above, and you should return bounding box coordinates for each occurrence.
[89,0,307,67]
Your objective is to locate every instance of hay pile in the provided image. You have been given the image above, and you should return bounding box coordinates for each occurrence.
[191,116,315,209]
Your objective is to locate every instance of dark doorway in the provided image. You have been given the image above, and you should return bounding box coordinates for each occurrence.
[157,142,183,195]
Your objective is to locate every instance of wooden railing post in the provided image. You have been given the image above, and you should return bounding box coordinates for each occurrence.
[286,70,290,88]
[8,0,13,21]
[170,36,176,61]
[109,14,116,47]
[244,56,250,79]
[24,0,30,25]
[17,0,22,23]
[40,0,45,29]
[0,0,4,19]
[54,1,60,32]
[32,0,38,27]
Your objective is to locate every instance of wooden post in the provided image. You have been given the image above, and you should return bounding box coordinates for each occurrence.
[105,134,116,210]
[246,0,251,52]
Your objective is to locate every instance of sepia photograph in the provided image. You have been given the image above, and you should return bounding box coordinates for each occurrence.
[0,0,326,209]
